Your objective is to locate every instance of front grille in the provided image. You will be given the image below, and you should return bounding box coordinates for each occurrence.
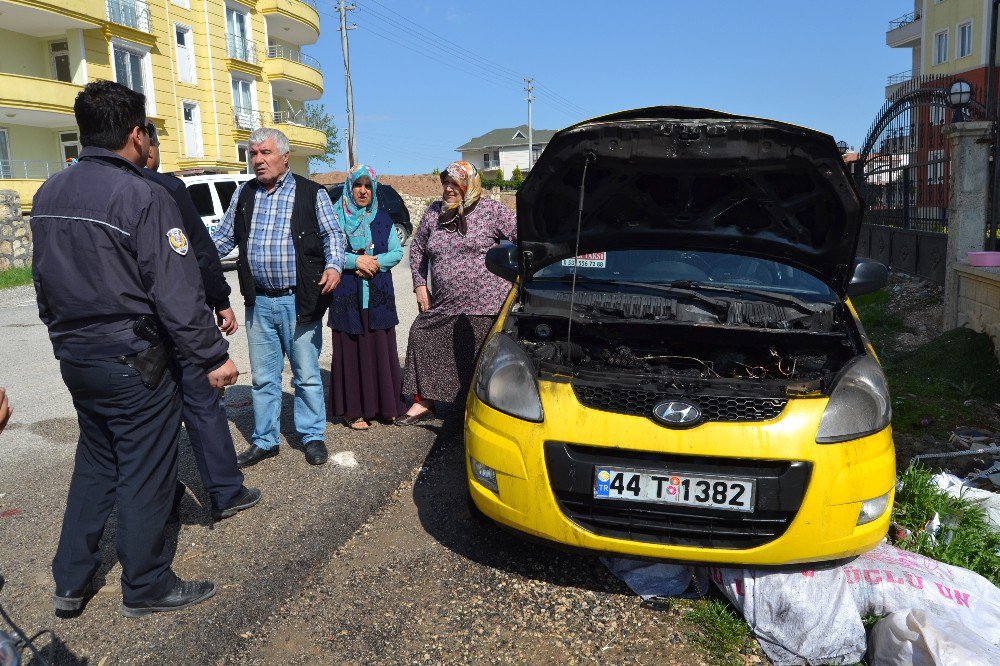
[546,443,811,549]
[573,384,787,423]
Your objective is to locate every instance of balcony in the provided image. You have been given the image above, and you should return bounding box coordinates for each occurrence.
[264,45,323,100]
[106,0,150,33]
[0,0,104,34]
[231,108,327,156]
[0,73,80,126]
[886,10,921,48]
[227,34,261,65]
[258,0,320,46]
[0,160,69,213]
[885,68,915,99]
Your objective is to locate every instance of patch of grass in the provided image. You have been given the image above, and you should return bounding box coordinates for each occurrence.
[852,290,910,360]
[684,598,754,665]
[893,464,1000,585]
[0,266,32,289]
[883,327,1000,437]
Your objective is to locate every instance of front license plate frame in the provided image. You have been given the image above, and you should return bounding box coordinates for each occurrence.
[593,466,756,513]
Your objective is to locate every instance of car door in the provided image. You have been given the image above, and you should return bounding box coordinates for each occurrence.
[186,181,237,262]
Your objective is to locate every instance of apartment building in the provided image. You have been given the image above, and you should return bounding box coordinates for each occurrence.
[886,0,998,99]
[0,0,325,212]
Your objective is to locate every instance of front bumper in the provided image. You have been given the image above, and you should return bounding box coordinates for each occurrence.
[464,380,894,566]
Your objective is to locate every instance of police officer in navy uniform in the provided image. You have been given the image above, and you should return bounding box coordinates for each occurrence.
[31,81,240,617]
[142,123,262,521]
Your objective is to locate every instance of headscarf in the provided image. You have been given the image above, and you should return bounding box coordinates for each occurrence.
[338,164,379,253]
[438,160,481,236]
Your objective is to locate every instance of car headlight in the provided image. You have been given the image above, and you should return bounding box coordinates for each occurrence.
[815,355,891,443]
[857,492,891,525]
[474,333,543,422]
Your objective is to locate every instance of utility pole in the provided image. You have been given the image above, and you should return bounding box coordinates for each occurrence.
[337,0,357,168]
[525,78,534,169]
[343,128,350,171]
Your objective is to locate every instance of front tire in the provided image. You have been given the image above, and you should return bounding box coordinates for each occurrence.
[394,223,409,246]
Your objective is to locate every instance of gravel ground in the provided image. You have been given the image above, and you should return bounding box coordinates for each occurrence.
[230,414,710,666]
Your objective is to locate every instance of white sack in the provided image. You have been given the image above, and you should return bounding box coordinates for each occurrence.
[930,472,1000,532]
[869,609,1000,666]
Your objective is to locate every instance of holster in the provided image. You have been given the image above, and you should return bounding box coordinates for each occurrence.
[130,315,173,389]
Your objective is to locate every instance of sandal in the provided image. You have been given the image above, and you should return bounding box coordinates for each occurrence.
[344,417,370,430]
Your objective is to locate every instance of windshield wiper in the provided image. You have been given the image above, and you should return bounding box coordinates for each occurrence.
[658,280,827,314]
[599,281,729,312]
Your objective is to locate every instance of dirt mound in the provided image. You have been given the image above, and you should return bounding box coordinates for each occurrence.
[312,171,442,199]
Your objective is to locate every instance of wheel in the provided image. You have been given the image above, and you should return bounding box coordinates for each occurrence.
[393,223,409,246]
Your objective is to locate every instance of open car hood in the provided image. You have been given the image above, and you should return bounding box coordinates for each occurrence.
[515,107,862,296]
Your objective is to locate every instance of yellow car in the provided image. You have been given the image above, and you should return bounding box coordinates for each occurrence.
[465,107,895,566]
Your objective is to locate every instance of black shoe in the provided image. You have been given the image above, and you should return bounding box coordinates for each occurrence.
[394,409,437,426]
[212,486,262,520]
[167,481,187,524]
[303,440,328,465]
[52,583,95,612]
[237,444,278,468]
[121,579,216,618]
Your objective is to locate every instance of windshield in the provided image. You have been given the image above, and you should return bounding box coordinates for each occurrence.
[532,249,835,299]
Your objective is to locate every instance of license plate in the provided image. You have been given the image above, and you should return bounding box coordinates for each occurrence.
[593,467,755,512]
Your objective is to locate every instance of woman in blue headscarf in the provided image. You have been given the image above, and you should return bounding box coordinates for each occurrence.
[327,165,405,429]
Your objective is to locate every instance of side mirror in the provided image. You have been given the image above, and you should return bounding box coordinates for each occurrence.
[847,258,889,297]
[485,243,519,282]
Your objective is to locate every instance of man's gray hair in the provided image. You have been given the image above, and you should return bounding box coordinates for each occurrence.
[248,127,290,155]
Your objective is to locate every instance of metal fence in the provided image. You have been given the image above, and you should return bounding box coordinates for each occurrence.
[106,0,150,32]
[0,160,68,180]
[888,10,921,31]
[266,45,322,72]
[227,35,259,64]
[232,107,324,133]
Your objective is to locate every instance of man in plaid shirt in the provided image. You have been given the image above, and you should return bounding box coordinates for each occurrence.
[213,128,345,467]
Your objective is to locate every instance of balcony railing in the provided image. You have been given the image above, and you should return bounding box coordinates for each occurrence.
[888,10,921,31]
[233,107,324,132]
[887,69,913,85]
[227,34,259,64]
[106,0,150,32]
[266,45,322,72]
[296,0,317,8]
[0,160,69,180]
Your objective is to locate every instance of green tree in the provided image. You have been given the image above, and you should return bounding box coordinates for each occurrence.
[303,102,341,169]
[495,167,505,186]
[431,167,440,176]
[511,165,524,187]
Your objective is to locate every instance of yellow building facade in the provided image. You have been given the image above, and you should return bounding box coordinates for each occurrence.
[0,0,326,212]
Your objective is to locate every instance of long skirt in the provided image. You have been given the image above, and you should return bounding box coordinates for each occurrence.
[402,312,494,404]
[329,310,406,421]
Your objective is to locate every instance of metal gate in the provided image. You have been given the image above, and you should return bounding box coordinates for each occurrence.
[855,74,986,284]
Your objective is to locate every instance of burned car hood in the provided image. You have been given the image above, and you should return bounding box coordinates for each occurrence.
[515,107,862,296]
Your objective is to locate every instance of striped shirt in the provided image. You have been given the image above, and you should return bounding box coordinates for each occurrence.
[213,172,345,290]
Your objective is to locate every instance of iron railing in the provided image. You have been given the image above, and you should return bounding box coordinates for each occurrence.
[266,45,322,72]
[0,160,69,179]
[106,0,150,32]
[232,107,325,132]
[226,34,259,64]
[888,11,921,31]
[887,69,914,86]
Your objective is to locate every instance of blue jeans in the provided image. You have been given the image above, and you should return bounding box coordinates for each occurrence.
[245,294,326,450]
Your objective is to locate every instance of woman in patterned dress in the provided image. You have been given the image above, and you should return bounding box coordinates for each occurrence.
[396,161,517,425]
[327,164,406,429]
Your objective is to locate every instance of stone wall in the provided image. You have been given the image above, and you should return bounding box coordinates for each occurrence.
[0,190,29,271]
[399,189,516,231]
[954,265,1000,362]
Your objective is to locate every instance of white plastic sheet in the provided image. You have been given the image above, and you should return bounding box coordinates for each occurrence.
[869,609,1000,666]
[930,472,1000,532]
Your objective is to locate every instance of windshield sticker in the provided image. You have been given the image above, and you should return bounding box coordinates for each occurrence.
[561,252,606,268]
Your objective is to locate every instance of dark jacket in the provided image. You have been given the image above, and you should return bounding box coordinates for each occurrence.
[31,147,229,369]
[143,168,231,311]
[327,209,399,334]
[233,174,331,324]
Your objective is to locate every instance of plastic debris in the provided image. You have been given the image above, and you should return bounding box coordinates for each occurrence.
[930,472,1000,532]
[331,451,358,468]
[601,557,707,600]
[869,609,1000,666]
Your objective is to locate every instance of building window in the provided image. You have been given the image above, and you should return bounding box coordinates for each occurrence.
[931,105,947,126]
[175,25,196,83]
[50,41,71,82]
[231,76,257,130]
[107,0,150,32]
[237,143,251,172]
[933,29,948,65]
[482,152,490,167]
[927,150,945,184]
[182,101,203,158]
[957,21,973,58]
[170,0,190,8]
[226,5,255,63]
[60,131,81,165]
[112,41,154,115]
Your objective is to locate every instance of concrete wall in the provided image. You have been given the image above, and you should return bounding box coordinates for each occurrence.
[954,265,1000,361]
[0,190,29,271]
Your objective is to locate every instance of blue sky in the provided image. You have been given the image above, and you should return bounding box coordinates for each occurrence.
[307,0,913,175]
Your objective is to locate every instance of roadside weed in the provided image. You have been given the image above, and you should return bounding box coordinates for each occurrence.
[852,291,909,360]
[893,464,1000,585]
[683,597,754,665]
[0,266,32,289]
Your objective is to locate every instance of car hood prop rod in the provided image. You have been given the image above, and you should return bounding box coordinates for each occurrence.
[566,151,596,373]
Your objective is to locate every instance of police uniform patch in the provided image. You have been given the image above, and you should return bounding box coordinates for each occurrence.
[166,228,189,255]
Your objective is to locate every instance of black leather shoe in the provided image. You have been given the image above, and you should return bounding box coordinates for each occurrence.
[212,486,262,520]
[121,579,216,618]
[167,481,187,524]
[52,583,94,612]
[303,440,328,465]
[394,409,437,426]
[236,444,278,468]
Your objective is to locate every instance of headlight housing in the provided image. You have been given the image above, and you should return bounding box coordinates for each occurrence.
[815,354,892,443]
[474,333,543,422]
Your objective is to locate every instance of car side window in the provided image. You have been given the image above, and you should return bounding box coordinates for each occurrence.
[215,181,238,211]
[187,183,215,218]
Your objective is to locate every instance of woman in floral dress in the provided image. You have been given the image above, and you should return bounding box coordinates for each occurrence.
[396,161,516,425]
